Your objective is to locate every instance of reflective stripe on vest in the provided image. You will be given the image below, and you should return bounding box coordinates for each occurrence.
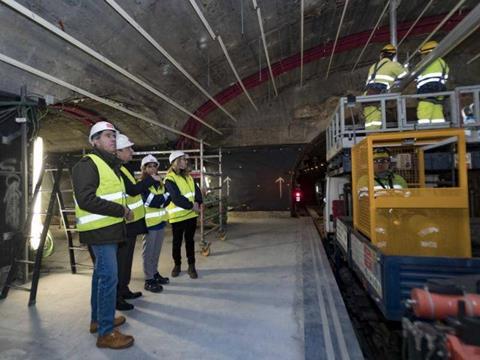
[120,166,146,223]
[165,171,198,223]
[366,58,406,89]
[144,185,168,227]
[416,59,448,89]
[75,154,126,231]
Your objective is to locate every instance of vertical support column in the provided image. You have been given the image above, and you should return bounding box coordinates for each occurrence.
[474,90,480,124]
[20,85,29,283]
[381,99,387,129]
[300,0,304,87]
[199,140,204,245]
[390,0,398,60]
[218,148,223,233]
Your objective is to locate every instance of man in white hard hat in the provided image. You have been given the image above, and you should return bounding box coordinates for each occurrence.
[115,134,161,311]
[164,150,203,279]
[72,121,134,349]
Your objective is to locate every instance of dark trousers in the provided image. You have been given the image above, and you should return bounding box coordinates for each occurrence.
[117,235,137,297]
[171,217,197,266]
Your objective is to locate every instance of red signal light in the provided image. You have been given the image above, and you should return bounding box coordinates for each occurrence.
[294,191,302,202]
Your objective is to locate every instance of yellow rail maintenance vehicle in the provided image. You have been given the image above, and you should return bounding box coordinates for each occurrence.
[323,85,480,324]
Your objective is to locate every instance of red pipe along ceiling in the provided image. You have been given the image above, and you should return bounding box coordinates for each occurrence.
[50,104,106,127]
[176,12,468,148]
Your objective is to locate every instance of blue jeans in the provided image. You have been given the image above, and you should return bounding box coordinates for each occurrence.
[90,244,118,336]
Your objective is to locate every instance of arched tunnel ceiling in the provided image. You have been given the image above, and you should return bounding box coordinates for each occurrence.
[0,0,479,152]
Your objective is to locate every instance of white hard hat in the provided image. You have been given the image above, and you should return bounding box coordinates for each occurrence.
[141,154,159,168]
[169,150,187,164]
[116,133,134,150]
[89,121,117,145]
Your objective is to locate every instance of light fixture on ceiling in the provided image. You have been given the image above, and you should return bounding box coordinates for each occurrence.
[198,36,209,50]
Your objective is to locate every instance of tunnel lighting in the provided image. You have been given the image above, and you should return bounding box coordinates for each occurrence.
[30,137,43,250]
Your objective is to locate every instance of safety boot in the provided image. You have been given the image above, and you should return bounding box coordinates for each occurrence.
[96,329,134,349]
[171,264,181,277]
[89,316,126,334]
[188,264,198,279]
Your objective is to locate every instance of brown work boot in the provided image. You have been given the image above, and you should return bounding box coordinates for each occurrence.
[96,329,134,349]
[90,316,126,334]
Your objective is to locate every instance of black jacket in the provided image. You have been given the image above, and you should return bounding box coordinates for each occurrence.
[72,148,126,245]
[120,165,157,237]
[164,176,203,210]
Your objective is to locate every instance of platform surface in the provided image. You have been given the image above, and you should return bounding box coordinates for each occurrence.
[0,212,362,359]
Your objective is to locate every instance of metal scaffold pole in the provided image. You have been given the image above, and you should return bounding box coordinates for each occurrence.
[200,139,205,253]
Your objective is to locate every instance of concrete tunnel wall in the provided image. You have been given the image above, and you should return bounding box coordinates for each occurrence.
[213,144,304,211]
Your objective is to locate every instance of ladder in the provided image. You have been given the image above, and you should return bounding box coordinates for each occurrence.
[48,166,94,274]
[0,158,92,306]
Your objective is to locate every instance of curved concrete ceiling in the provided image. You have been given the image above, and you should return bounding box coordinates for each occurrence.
[0,0,478,152]
[176,12,468,148]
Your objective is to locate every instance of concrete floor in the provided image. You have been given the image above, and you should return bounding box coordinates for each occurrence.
[0,212,361,360]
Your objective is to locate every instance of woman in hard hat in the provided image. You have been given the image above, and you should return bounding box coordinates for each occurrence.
[140,154,171,292]
[415,40,449,125]
[164,151,203,279]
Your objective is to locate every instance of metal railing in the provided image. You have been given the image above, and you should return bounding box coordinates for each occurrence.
[326,85,480,161]
[456,85,480,127]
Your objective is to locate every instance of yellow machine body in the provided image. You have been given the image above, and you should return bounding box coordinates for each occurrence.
[351,129,471,257]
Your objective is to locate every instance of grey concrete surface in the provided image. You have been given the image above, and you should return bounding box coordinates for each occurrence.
[0,212,364,360]
[0,213,306,360]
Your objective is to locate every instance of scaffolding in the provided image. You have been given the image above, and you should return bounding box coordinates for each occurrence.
[326,85,480,161]
[133,140,226,256]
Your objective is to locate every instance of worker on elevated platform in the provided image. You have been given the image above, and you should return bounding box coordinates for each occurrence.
[416,41,449,125]
[363,44,408,131]
[358,147,408,198]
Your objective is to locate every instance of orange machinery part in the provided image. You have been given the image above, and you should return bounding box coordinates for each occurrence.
[411,288,480,320]
[447,335,480,360]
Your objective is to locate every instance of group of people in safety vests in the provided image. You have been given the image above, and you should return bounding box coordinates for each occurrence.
[72,121,202,349]
[363,40,449,130]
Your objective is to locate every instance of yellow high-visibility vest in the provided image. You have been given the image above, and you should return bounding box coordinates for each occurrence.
[144,185,168,227]
[165,171,198,224]
[416,58,449,89]
[75,154,126,232]
[366,58,407,89]
[120,166,145,224]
